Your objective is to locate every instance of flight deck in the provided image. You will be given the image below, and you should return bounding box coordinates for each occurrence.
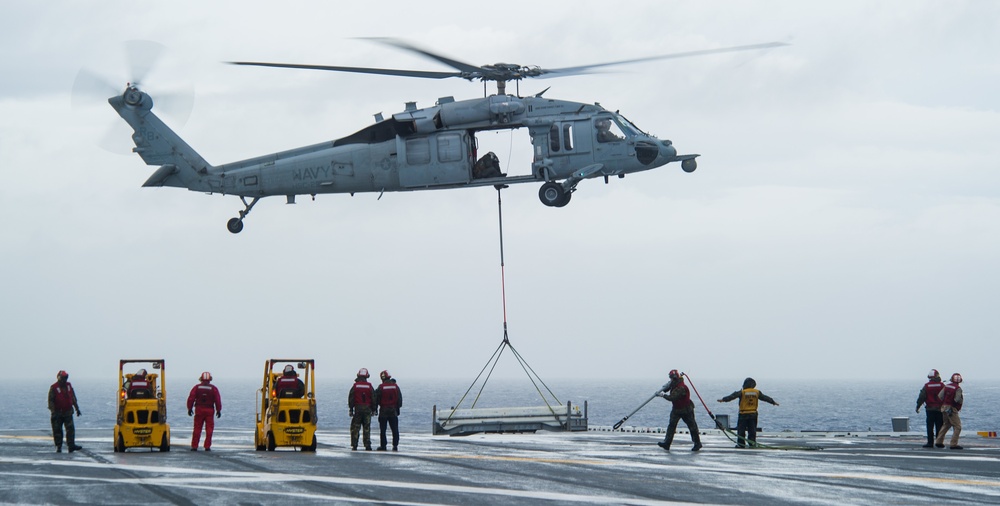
[2,428,999,505]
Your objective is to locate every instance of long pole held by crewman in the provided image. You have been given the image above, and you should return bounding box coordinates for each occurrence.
[613,382,672,430]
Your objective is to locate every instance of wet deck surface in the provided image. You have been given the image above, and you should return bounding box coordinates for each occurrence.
[3,428,1000,505]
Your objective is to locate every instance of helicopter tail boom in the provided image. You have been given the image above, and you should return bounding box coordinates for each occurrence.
[109,86,213,190]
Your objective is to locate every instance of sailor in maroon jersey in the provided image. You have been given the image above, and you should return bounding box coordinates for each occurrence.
[348,368,375,451]
[916,369,945,448]
[934,373,964,450]
[274,365,305,398]
[655,369,702,451]
[374,370,403,451]
[126,369,152,398]
[48,370,83,453]
[186,371,222,451]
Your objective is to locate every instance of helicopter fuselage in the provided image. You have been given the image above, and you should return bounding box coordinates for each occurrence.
[111,88,698,233]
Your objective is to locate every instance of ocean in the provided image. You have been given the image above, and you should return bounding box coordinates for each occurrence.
[7,377,998,437]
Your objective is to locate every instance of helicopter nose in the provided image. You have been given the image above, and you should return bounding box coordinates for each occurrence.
[660,140,677,159]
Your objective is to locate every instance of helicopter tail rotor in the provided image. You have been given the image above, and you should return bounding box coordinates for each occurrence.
[72,40,195,154]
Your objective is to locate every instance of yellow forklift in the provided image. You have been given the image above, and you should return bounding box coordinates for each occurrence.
[255,359,317,451]
[114,359,170,452]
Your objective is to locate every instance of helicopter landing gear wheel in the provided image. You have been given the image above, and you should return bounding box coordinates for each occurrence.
[539,182,570,207]
[227,196,260,234]
[682,158,697,173]
[227,218,244,234]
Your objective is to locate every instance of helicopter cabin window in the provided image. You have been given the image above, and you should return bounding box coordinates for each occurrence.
[437,133,462,162]
[406,137,430,165]
[595,117,625,143]
[549,124,575,153]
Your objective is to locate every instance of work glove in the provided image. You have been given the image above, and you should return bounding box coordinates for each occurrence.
[188,409,193,416]
[373,408,378,417]
[349,409,354,417]
[655,391,666,398]
[216,411,221,419]
[396,408,400,416]
[75,409,82,416]
[915,406,920,413]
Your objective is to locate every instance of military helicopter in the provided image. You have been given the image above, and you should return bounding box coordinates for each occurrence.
[109,38,785,233]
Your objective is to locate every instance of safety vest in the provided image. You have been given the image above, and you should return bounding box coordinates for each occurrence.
[739,388,761,414]
[379,383,399,408]
[671,381,693,410]
[275,376,302,397]
[940,383,963,411]
[923,381,945,409]
[352,381,374,406]
[129,378,151,397]
[50,382,75,412]
[195,384,216,408]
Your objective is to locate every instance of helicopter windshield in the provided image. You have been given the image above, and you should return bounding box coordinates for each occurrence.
[614,114,646,136]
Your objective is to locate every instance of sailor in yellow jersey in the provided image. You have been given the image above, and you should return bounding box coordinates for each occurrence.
[718,378,779,448]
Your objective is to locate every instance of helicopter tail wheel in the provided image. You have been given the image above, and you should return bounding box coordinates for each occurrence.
[539,182,569,207]
[682,158,697,173]
[227,218,244,234]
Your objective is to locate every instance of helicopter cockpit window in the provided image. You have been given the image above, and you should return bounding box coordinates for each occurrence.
[595,117,625,143]
[406,138,430,165]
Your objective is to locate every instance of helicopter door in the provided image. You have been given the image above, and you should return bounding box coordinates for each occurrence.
[545,121,592,176]
[398,132,471,187]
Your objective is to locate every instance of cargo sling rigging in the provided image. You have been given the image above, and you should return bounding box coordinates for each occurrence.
[439,186,564,428]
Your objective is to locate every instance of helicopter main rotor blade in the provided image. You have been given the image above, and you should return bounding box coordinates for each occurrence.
[359,37,485,74]
[537,41,789,78]
[228,61,462,80]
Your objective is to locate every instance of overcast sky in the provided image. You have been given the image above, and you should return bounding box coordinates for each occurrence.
[1,1,997,384]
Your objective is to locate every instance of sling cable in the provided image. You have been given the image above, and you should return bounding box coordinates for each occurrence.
[438,185,567,432]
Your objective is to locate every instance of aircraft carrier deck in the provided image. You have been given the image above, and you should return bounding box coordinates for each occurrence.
[2,427,999,505]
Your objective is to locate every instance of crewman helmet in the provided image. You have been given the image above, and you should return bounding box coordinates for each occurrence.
[357,368,369,378]
[57,370,68,381]
[928,369,939,379]
[380,370,391,381]
[668,369,680,380]
[951,373,963,384]
[200,371,212,382]
[283,364,296,376]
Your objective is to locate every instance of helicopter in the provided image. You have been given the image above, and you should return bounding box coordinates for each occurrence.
[109,38,785,234]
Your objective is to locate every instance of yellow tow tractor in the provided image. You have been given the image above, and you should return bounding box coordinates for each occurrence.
[114,359,170,452]
[255,359,317,451]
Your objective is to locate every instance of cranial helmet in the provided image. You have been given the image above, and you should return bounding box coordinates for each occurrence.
[668,369,680,380]
[57,370,68,381]
[283,364,296,376]
[928,369,939,379]
[380,370,391,381]
[136,368,147,378]
[358,368,370,379]
[951,373,963,384]
[743,377,756,389]
[200,371,212,382]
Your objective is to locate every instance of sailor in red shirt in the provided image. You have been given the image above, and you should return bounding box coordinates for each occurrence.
[916,369,945,448]
[186,372,222,451]
[374,370,403,451]
[48,370,83,453]
[348,368,375,451]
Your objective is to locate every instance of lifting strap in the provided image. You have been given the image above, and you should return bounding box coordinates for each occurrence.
[440,186,563,428]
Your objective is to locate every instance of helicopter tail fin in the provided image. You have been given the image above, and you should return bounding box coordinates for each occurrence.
[108,87,213,190]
